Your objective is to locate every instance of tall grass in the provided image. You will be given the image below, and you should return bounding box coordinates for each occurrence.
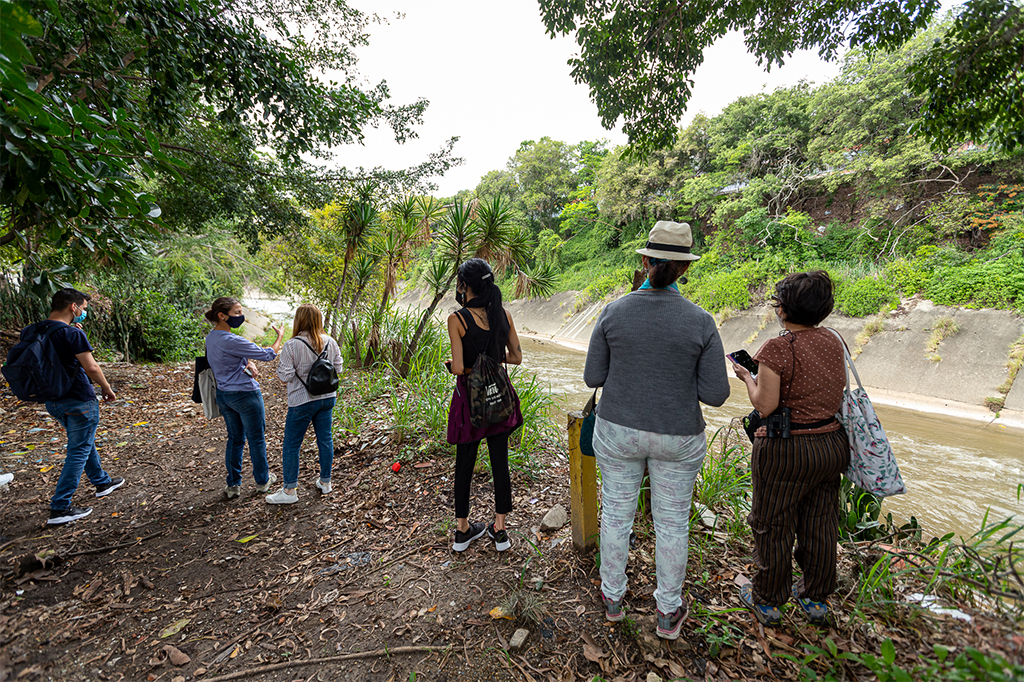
[336,305,559,477]
[849,511,1024,625]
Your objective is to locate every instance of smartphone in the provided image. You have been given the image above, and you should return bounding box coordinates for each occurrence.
[444,359,454,375]
[728,349,759,376]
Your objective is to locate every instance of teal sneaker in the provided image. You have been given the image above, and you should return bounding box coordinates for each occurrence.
[792,583,829,625]
[739,582,783,626]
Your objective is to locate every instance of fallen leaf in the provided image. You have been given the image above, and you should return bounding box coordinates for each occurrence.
[583,643,606,663]
[237,534,258,543]
[489,606,513,620]
[574,605,586,616]
[158,618,190,639]
[39,465,54,472]
[162,644,190,666]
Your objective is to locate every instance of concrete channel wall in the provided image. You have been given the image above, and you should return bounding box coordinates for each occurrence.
[397,287,1024,429]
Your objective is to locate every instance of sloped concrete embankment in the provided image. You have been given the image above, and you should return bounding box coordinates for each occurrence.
[399,287,1024,429]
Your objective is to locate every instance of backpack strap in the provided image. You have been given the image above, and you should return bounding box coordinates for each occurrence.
[289,336,326,393]
[294,336,327,359]
[456,308,507,366]
[27,319,64,341]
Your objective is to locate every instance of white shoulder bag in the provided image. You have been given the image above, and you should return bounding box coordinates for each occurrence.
[827,329,906,498]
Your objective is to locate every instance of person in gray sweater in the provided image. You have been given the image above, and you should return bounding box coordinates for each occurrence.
[584,220,730,640]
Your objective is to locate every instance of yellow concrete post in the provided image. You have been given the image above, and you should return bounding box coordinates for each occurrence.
[567,411,598,550]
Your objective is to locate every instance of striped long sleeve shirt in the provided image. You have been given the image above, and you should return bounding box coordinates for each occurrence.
[276,332,344,407]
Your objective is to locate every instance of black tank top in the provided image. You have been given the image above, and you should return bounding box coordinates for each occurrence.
[456,308,508,368]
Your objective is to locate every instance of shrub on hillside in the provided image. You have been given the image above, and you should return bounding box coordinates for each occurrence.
[925,256,1024,311]
[834,276,899,317]
[686,270,750,313]
[884,258,933,296]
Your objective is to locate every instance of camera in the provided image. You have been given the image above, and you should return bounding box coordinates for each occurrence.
[764,406,792,439]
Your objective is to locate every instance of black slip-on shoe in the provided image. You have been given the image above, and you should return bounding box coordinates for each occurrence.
[453,521,487,552]
[95,477,125,498]
[48,506,93,525]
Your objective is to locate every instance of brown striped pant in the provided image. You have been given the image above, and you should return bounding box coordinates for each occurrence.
[748,428,850,606]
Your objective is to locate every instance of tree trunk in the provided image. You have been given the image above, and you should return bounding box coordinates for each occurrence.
[399,285,449,378]
[341,283,368,343]
[328,258,351,338]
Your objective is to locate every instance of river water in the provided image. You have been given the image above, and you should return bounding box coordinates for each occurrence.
[245,295,1023,539]
[519,337,1024,540]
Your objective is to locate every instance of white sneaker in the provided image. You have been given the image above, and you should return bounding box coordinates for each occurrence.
[266,488,298,504]
[255,472,277,493]
[315,479,332,494]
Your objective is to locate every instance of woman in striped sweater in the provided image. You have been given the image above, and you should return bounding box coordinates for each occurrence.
[266,304,344,504]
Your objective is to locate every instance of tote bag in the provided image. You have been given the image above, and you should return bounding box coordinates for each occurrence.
[827,329,906,498]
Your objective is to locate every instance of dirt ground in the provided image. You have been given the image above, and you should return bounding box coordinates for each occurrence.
[1,359,1022,682]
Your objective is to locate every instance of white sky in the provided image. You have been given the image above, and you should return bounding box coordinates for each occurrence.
[332,1,850,197]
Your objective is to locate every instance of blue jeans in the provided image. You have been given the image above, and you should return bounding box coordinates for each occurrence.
[46,399,112,511]
[216,389,270,487]
[281,398,335,489]
[594,416,706,614]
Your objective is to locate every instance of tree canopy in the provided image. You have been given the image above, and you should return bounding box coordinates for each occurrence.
[0,0,459,271]
[537,0,1022,154]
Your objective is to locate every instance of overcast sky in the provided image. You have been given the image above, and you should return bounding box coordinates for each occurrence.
[333,1,852,197]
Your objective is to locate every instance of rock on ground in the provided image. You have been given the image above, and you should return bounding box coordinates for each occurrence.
[510,628,530,649]
[540,504,568,531]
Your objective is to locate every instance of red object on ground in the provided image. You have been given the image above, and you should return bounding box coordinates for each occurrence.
[392,462,401,472]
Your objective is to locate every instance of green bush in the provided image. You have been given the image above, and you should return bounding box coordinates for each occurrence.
[884,258,933,295]
[686,270,750,312]
[925,255,1024,310]
[834,276,899,317]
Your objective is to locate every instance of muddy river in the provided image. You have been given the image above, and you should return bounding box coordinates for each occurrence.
[519,337,1024,540]
[245,296,1022,539]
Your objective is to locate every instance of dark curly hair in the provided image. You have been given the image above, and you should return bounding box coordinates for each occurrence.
[771,271,834,327]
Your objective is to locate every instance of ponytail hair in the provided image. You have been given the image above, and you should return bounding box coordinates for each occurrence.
[205,297,239,324]
[647,258,686,289]
[457,258,508,355]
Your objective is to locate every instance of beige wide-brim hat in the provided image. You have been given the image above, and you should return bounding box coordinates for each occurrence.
[635,221,701,261]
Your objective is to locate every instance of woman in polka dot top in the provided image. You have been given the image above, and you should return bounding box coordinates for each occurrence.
[729,270,849,627]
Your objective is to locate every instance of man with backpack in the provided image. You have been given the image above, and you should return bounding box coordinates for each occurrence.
[4,288,124,524]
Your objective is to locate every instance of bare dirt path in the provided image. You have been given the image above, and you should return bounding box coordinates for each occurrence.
[1,360,1020,681]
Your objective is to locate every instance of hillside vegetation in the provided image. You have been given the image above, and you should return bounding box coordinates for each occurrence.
[455,22,1024,319]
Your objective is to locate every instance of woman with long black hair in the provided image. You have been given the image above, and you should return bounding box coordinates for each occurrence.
[445,258,523,553]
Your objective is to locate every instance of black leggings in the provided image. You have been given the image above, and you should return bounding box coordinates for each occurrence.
[454,432,513,519]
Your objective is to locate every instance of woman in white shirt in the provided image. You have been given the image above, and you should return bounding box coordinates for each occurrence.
[266,304,344,504]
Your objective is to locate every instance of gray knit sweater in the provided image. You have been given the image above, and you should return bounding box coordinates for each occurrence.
[584,289,730,436]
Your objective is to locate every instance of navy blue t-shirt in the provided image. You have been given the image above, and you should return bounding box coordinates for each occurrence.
[24,320,96,402]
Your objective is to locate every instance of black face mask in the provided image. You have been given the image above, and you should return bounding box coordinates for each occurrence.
[455,287,466,306]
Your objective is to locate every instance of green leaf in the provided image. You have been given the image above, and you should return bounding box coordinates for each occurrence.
[158,617,190,638]
[881,639,896,666]
[237,534,258,543]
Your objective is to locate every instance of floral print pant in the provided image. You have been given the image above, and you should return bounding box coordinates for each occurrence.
[593,415,706,614]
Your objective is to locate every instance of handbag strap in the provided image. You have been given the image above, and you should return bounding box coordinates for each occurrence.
[583,389,598,417]
[826,328,864,393]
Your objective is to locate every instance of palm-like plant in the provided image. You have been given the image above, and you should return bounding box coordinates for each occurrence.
[341,252,379,341]
[514,261,559,299]
[400,198,479,375]
[328,191,379,337]
[471,195,515,272]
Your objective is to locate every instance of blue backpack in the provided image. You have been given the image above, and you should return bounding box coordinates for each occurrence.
[1,321,73,402]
